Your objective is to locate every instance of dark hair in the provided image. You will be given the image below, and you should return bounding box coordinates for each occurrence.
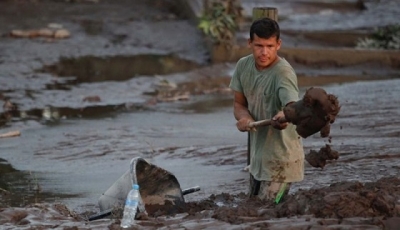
[249,17,280,41]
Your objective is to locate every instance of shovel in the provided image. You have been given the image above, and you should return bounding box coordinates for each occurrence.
[245,87,340,177]
[89,157,200,221]
[248,87,340,138]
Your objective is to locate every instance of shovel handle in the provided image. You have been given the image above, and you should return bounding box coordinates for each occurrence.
[248,119,272,128]
[182,186,200,195]
[248,117,287,128]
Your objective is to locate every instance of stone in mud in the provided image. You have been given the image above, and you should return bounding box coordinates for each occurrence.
[305,144,339,169]
[37,28,55,37]
[83,95,101,102]
[10,30,36,38]
[9,28,70,39]
[54,29,71,39]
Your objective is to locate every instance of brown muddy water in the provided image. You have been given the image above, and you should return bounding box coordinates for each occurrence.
[0,34,400,229]
[1,0,400,229]
[0,51,238,209]
[2,64,400,229]
[39,54,202,83]
[2,78,400,229]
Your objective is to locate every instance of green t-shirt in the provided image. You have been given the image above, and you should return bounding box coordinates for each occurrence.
[229,54,304,182]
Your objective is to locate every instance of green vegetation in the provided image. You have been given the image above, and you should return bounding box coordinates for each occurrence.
[197,0,242,46]
[356,24,400,50]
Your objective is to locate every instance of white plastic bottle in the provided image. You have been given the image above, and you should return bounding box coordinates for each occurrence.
[120,184,140,228]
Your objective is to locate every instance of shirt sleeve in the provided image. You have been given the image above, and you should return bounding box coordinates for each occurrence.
[277,67,300,108]
[229,59,244,93]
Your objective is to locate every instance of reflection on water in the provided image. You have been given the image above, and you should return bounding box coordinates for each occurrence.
[179,96,233,114]
[0,158,79,208]
[0,103,147,128]
[39,54,201,83]
[79,19,104,36]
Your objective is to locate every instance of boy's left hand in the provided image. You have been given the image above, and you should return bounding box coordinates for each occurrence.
[271,111,288,130]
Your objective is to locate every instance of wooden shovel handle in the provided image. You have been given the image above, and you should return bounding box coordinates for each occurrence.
[248,117,287,128]
[248,119,272,128]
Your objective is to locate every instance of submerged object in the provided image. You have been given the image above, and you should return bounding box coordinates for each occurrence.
[91,157,200,221]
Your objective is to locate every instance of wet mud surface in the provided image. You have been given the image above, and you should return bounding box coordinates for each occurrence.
[0,0,400,229]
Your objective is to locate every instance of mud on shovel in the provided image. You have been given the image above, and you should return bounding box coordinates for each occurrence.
[88,157,200,221]
[245,87,341,182]
[248,87,340,138]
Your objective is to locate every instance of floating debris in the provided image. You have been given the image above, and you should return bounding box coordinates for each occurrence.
[10,23,71,40]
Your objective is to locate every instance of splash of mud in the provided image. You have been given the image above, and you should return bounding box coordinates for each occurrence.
[305,144,339,169]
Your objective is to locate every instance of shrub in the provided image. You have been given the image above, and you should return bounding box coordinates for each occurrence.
[356,24,400,50]
[197,0,242,46]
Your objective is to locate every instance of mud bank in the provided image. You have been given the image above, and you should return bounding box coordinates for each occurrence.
[1,177,399,229]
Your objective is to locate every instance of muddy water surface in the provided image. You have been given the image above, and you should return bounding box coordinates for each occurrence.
[1,0,400,229]
[2,77,400,229]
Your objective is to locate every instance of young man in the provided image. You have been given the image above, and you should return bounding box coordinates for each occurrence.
[229,17,304,201]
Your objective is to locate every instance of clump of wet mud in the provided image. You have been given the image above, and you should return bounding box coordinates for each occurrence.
[305,144,339,168]
[278,177,400,218]
[1,177,399,229]
[284,87,341,138]
[186,177,400,222]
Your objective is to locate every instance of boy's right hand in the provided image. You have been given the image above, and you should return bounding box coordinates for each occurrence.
[237,117,256,132]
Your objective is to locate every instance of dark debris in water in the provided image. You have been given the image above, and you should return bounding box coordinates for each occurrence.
[0,103,148,128]
[38,54,201,83]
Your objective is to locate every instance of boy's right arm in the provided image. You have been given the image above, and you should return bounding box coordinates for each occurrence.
[233,91,255,132]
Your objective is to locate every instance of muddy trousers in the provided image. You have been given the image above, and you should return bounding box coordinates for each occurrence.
[249,174,291,202]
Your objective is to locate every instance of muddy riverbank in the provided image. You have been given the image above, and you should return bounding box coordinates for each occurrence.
[0,0,399,229]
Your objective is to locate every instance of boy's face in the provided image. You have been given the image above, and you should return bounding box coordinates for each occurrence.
[248,34,281,70]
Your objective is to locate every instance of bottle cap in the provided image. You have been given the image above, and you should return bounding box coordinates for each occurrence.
[132,184,139,190]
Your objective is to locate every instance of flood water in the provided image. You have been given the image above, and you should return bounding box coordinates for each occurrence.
[2,74,400,212]
[0,49,242,210]
[0,0,399,229]
[0,97,246,209]
[1,37,400,228]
